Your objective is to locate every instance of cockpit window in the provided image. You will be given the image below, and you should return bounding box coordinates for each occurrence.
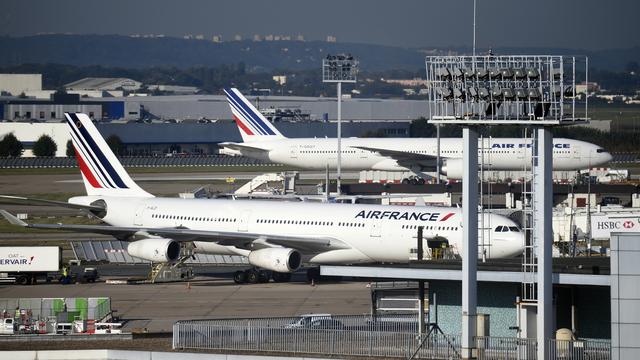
[496,225,520,232]
[596,148,606,153]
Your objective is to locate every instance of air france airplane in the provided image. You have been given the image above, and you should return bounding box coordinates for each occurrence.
[0,113,524,283]
[220,88,613,180]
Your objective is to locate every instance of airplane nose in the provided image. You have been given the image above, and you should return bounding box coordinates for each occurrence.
[604,152,613,163]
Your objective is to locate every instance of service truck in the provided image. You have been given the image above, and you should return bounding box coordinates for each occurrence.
[0,246,61,285]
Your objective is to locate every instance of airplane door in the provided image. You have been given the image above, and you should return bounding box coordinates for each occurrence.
[370,221,381,237]
[289,145,298,159]
[133,205,145,226]
[238,210,251,232]
[572,143,581,160]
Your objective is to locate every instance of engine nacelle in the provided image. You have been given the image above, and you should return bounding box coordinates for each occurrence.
[248,248,302,273]
[440,158,464,179]
[127,238,181,263]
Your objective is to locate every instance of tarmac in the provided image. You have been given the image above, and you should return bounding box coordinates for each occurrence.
[0,272,372,332]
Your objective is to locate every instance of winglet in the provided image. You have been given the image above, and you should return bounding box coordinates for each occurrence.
[0,210,28,227]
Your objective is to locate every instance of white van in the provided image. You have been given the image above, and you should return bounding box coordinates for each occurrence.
[0,318,14,335]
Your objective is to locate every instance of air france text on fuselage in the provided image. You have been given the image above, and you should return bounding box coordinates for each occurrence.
[490,143,570,149]
[491,143,571,149]
[355,210,454,221]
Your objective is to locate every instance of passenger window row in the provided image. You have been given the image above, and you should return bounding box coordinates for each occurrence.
[255,219,365,227]
[257,219,334,226]
[402,224,458,231]
[151,214,237,223]
[301,150,357,154]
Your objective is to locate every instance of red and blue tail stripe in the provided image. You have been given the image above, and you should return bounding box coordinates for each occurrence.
[223,88,284,141]
[65,113,128,189]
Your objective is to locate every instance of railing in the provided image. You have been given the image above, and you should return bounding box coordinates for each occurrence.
[476,336,611,360]
[549,338,611,360]
[172,316,610,360]
[476,336,537,360]
[173,315,461,359]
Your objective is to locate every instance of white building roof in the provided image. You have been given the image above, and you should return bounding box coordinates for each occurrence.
[65,77,142,91]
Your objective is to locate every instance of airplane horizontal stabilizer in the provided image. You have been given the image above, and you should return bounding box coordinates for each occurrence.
[0,195,105,212]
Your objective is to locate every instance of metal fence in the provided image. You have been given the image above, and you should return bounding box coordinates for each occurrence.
[173,315,461,359]
[476,336,611,360]
[549,339,611,360]
[0,155,276,169]
[476,336,537,360]
[173,316,611,360]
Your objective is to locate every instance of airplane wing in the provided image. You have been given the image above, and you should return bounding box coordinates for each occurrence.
[352,146,440,168]
[0,195,105,212]
[0,210,349,254]
[218,142,270,153]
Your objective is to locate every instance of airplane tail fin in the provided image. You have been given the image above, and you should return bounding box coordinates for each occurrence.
[64,113,154,198]
[224,88,285,142]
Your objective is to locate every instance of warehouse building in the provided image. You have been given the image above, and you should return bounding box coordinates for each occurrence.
[0,74,42,96]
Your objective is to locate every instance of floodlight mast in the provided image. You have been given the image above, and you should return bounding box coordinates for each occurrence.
[322,54,358,196]
[425,55,588,360]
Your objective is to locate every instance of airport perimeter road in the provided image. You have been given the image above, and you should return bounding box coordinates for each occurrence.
[0,277,372,332]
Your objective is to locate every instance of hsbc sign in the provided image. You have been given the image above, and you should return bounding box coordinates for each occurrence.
[591,216,640,239]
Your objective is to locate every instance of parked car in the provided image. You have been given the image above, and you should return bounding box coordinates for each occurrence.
[309,318,345,330]
[284,314,332,329]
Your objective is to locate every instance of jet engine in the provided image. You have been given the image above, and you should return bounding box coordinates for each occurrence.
[127,238,181,263]
[248,248,302,273]
[440,158,464,179]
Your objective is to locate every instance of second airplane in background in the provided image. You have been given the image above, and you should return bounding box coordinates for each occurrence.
[220,88,613,181]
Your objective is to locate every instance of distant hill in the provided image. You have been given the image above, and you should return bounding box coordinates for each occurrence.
[0,35,638,71]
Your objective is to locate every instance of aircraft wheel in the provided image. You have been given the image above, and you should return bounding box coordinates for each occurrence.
[417,178,426,184]
[233,270,247,284]
[246,270,260,284]
[401,179,410,184]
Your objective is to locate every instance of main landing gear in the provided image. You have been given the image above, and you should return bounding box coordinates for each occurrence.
[233,268,292,284]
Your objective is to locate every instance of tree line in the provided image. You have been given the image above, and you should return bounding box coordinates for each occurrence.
[0,133,125,157]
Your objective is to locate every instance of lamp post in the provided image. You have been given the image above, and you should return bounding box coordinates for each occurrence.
[322,54,358,195]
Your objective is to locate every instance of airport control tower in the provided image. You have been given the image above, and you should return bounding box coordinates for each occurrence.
[425,55,588,360]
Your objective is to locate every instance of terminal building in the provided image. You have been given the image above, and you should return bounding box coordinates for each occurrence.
[1,92,421,156]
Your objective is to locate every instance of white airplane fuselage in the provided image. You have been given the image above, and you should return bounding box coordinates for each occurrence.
[72,196,524,261]
[222,137,612,175]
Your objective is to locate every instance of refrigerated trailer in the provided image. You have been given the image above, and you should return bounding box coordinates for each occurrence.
[0,247,61,285]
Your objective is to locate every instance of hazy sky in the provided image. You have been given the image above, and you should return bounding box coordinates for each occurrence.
[1,0,637,50]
